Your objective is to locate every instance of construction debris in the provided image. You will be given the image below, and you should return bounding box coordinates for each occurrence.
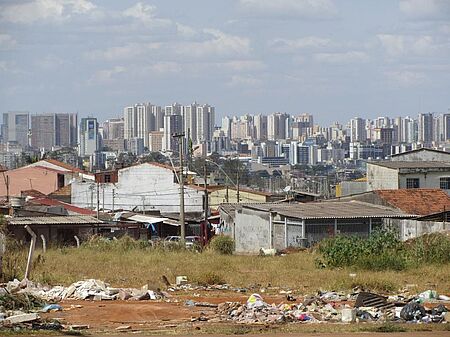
[214,291,449,325]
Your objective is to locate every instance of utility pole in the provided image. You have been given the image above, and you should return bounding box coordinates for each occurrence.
[90,185,93,209]
[142,196,145,214]
[204,161,209,223]
[102,184,105,211]
[96,182,100,219]
[236,157,240,203]
[112,189,115,212]
[173,133,185,242]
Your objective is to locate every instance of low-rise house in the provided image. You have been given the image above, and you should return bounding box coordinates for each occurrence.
[71,162,205,213]
[6,215,103,246]
[0,159,93,198]
[390,148,450,162]
[219,201,414,254]
[367,161,450,193]
[332,188,450,240]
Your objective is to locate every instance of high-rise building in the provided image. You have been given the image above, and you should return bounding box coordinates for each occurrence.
[123,103,157,147]
[196,104,215,146]
[350,117,366,143]
[268,112,289,140]
[102,118,124,140]
[55,113,77,147]
[418,112,433,144]
[254,114,268,141]
[79,117,99,157]
[182,103,198,143]
[2,111,30,148]
[30,113,77,150]
[148,131,164,152]
[31,114,55,150]
[162,114,183,152]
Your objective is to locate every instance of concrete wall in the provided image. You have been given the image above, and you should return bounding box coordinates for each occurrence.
[392,150,450,162]
[389,219,450,241]
[367,164,399,190]
[209,189,267,208]
[398,171,450,193]
[337,181,368,197]
[72,163,204,213]
[234,208,270,254]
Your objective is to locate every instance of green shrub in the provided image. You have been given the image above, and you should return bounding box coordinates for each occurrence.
[209,235,235,255]
[405,233,450,265]
[318,229,405,270]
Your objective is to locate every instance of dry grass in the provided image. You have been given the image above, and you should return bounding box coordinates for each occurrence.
[5,246,449,294]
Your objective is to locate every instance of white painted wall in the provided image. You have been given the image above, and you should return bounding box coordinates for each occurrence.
[234,209,270,254]
[71,163,204,213]
[367,164,399,190]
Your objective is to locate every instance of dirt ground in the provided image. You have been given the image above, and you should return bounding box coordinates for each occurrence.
[38,291,450,336]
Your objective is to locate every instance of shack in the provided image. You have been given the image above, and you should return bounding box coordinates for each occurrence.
[219,201,415,254]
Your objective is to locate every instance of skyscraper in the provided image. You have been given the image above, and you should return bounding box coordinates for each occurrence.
[267,112,289,140]
[418,112,433,144]
[350,117,366,143]
[196,104,215,146]
[123,103,157,147]
[79,117,99,157]
[2,111,30,147]
[253,114,268,141]
[30,113,77,150]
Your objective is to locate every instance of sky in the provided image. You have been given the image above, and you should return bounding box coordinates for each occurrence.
[0,0,449,125]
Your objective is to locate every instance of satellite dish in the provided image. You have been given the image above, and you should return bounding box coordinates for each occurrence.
[283,186,291,193]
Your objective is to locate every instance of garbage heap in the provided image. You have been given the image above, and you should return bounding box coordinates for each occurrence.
[215,292,450,324]
[4,278,164,302]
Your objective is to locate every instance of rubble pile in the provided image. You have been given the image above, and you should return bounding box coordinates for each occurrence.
[5,278,164,302]
[215,291,450,325]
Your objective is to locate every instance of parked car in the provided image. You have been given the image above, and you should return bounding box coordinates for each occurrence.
[185,236,202,249]
[163,236,181,246]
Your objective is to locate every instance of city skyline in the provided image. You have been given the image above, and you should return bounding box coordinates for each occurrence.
[1,0,449,125]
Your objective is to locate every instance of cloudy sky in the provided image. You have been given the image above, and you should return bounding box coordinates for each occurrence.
[0,0,449,124]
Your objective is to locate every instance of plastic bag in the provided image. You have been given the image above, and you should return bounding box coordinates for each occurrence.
[400,302,426,321]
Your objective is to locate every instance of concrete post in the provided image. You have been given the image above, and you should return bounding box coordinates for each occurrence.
[24,226,37,280]
[40,235,46,253]
[74,236,80,248]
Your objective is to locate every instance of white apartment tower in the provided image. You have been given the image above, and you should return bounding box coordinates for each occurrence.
[79,117,99,157]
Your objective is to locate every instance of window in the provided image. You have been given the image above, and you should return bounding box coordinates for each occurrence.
[104,174,111,183]
[440,177,450,189]
[406,178,420,189]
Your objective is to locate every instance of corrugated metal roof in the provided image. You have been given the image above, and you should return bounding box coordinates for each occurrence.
[242,201,415,220]
[128,214,168,224]
[368,161,450,169]
[8,215,103,225]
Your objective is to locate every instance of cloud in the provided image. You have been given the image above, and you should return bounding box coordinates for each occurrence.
[89,66,126,84]
[143,62,181,74]
[0,34,17,50]
[0,0,96,24]
[85,43,161,61]
[123,2,171,27]
[377,34,445,57]
[385,70,427,87]
[177,29,251,58]
[314,51,369,64]
[227,75,263,87]
[399,0,450,20]
[269,37,331,52]
[238,0,337,19]
[222,60,266,71]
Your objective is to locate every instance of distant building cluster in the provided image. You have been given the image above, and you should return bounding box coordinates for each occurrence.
[1,105,449,171]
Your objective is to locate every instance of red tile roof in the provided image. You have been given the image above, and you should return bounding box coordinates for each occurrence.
[43,159,86,173]
[375,189,450,215]
[28,197,95,216]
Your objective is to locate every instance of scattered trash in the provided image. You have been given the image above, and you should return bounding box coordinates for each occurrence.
[341,308,356,323]
[400,302,426,321]
[176,276,188,286]
[41,304,62,313]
